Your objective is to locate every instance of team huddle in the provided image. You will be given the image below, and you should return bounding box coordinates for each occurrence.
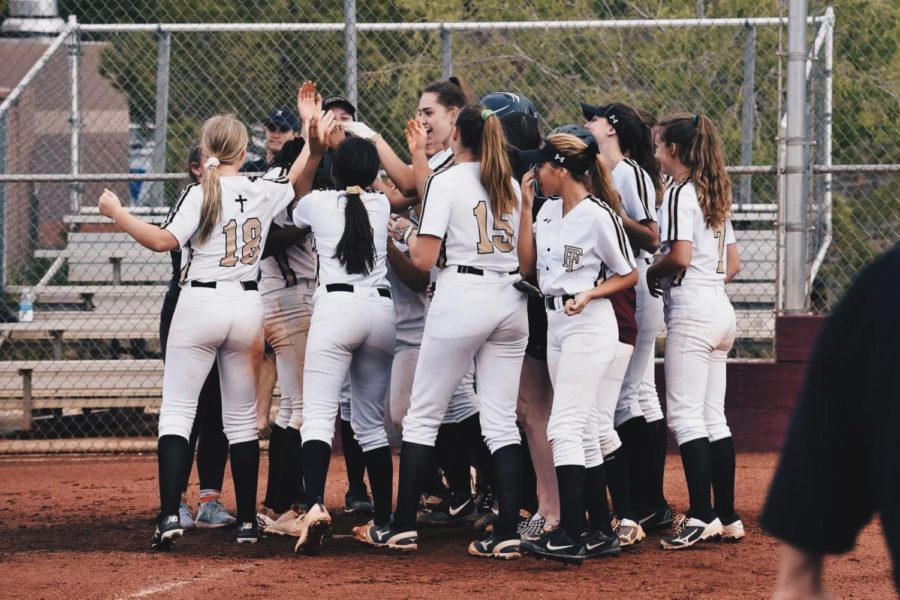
[98,74,743,566]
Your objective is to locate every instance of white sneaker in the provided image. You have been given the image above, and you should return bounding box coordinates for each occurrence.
[178,501,195,530]
[256,505,278,533]
[293,503,332,556]
[195,498,236,529]
[720,519,745,542]
[266,506,306,537]
[660,514,723,550]
[613,518,646,547]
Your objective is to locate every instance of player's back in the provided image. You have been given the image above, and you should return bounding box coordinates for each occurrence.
[164,175,295,283]
[418,162,521,274]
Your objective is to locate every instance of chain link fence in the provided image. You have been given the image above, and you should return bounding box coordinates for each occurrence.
[0,1,897,451]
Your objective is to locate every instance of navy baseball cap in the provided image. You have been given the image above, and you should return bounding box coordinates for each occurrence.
[519,137,596,174]
[264,107,300,131]
[322,95,357,118]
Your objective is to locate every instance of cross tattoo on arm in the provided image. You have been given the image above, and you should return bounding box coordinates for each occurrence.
[235,195,247,213]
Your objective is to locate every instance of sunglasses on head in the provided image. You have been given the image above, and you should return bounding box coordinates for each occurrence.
[265,123,291,133]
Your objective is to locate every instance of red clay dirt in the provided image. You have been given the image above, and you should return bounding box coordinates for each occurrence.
[0,453,894,599]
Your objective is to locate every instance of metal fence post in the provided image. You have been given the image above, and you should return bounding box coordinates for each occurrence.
[19,368,33,431]
[147,29,171,207]
[739,24,756,207]
[343,0,357,108]
[440,26,453,79]
[0,111,7,297]
[783,0,811,313]
[66,14,82,213]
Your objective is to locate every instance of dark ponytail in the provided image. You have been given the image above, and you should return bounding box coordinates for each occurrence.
[332,138,381,275]
[603,102,663,202]
[423,75,476,109]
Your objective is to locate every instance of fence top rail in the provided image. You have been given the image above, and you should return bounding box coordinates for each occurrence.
[76,16,827,34]
[0,21,74,120]
[2,165,896,183]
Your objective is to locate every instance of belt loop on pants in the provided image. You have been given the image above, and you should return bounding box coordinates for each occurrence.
[324,282,392,299]
[190,280,258,291]
[544,294,575,311]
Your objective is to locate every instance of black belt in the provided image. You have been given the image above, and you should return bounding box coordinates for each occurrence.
[325,283,391,299]
[456,265,520,276]
[191,280,258,291]
[644,257,653,265]
[544,294,575,310]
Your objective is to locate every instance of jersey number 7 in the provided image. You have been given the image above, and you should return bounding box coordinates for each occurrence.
[473,201,514,254]
[220,218,262,267]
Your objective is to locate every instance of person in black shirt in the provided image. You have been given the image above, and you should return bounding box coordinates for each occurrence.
[242,108,300,173]
[762,243,900,597]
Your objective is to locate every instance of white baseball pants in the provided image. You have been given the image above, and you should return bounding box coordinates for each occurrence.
[160,283,264,445]
[617,260,665,426]
[593,342,635,460]
[545,298,619,467]
[402,269,527,453]
[663,285,736,446]
[300,287,395,452]
[263,282,314,430]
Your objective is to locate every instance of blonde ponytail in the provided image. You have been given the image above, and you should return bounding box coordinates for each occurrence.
[197,115,249,244]
[546,133,621,214]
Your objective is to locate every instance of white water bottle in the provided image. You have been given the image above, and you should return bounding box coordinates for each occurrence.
[18,288,34,322]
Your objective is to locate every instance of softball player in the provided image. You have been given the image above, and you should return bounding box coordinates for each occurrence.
[647,113,742,549]
[254,146,317,537]
[160,144,234,532]
[289,131,396,556]
[517,133,637,564]
[99,112,316,550]
[356,105,527,559]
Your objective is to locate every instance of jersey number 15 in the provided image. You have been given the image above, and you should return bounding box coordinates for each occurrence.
[220,218,262,267]
[473,201,514,254]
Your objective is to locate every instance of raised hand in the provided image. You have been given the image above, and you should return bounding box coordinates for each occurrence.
[404,119,427,156]
[98,188,122,219]
[297,80,320,124]
[521,169,536,209]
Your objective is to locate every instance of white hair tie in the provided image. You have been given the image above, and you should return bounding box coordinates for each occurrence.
[204,157,221,169]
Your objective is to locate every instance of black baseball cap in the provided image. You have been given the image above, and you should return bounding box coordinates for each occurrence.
[322,95,357,119]
[264,107,300,131]
[519,138,596,174]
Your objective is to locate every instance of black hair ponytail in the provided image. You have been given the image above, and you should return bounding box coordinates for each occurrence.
[332,138,381,275]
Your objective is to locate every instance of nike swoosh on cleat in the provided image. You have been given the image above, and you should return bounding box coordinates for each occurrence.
[545,542,573,551]
[448,500,471,517]
[585,542,606,551]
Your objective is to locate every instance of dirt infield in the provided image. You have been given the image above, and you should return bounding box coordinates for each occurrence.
[0,453,893,600]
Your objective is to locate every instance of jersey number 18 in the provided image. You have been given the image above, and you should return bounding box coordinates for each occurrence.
[220,218,262,267]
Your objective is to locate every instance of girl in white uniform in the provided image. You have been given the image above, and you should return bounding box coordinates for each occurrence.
[647,113,742,550]
[583,101,669,538]
[357,105,528,559]
[98,113,312,549]
[290,133,397,556]
[517,133,638,565]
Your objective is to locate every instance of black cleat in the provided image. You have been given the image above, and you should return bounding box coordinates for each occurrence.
[344,489,374,517]
[236,520,259,544]
[417,492,477,526]
[581,529,622,558]
[150,514,184,551]
[638,504,675,532]
[521,527,585,566]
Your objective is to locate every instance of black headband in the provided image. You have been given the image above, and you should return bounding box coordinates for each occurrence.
[518,139,597,174]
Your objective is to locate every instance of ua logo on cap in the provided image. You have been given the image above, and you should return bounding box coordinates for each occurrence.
[554,153,565,163]
[276,110,283,116]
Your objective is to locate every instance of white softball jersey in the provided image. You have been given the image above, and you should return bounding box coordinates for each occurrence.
[292,189,391,289]
[418,162,522,274]
[428,147,454,172]
[533,196,635,297]
[162,176,295,283]
[657,180,735,288]
[258,166,316,295]
[612,158,657,261]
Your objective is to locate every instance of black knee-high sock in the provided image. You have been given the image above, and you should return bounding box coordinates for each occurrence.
[436,423,471,495]
[302,440,332,506]
[519,430,538,514]
[491,444,523,539]
[229,440,260,523]
[395,441,435,531]
[196,368,226,492]
[710,437,737,523]
[459,415,494,490]
[263,424,284,509]
[273,426,303,513]
[341,420,367,494]
[615,416,647,513]
[363,446,393,526]
[585,464,614,535]
[159,435,193,518]
[679,438,714,522]
[183,421,200,494]
[649,419,670,509]
[604,447,634,521]
[556,464,586,540]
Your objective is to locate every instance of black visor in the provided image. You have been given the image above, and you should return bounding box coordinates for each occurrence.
[518,139,594,174]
